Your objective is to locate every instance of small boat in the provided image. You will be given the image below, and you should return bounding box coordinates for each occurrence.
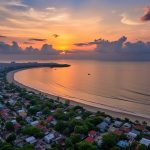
[88,73,91,75]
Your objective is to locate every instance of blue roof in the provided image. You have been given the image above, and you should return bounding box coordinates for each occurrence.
[97,121,108,129]
[0,103,5,109]
[117,140,129,148]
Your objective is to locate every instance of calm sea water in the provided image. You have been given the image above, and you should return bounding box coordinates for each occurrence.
[14,60,150,118]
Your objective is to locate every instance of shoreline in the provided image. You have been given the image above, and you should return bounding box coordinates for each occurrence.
[7,68,150,124]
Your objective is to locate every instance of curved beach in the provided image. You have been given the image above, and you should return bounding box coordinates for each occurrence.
[7,69,150,124]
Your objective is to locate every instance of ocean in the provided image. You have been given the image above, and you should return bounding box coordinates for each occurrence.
[14,60,150,118]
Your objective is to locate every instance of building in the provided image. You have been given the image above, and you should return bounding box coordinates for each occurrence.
[25,136,37,144]
[30,120,39,126]
[46,115,54,123]
[104,117,111,124]
[127,131,138,140]
[113,121,122,128]
[117,140,129,148]
[97,121,109,132]
[123,123,132,128]
[85,136,94,143]
[88,130,97,138]
[17,109,27,118]
[140,138,150,147]
[0,103,5,110]
[36,111,42,117]
[44,133,55,143]
[26,116,33,123]
[75,116,82,120]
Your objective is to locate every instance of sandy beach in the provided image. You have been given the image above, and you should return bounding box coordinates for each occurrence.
[7,69,150,124]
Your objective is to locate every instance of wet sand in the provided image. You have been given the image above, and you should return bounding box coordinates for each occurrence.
[7,69,150,124]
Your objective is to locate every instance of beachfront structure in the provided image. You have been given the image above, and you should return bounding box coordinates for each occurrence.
[123,122,132,128]
[104,117,111,124]
[97,121,109,132]
[113,121,123,128]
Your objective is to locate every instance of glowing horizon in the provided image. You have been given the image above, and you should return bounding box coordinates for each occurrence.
[0,0,150,51]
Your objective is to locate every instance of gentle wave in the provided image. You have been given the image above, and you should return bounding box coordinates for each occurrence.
[48,79,150,106]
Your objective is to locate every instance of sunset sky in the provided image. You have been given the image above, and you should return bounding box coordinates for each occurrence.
[0,0,150,51]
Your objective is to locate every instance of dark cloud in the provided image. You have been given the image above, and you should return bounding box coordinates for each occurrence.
[41,44,59,55]
[29,38,47,42]
[52,34,60,38]
[0,37,150,61]
[0,35,7,38]
[23,42,35,45]
[74,42,89,46]
[141,7,150,21]
[25,46,39,54]
[74,36,150,54]
[74,37,127,52]
[0,41,59,55]
[95,36,127,52]
[0,41,22,54]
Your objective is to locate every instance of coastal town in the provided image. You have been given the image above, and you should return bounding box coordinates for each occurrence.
[0,63,150,150]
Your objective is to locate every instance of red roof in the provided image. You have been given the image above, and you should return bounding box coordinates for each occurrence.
[85,137,94,143]
[14,123,21,129]
[113,129,123,135]
[0,111,9,120]
[88,130,97,136]
[134,124,145,131]
[37,124,44,129]
[120,127,131,133]
[46,115,54,122]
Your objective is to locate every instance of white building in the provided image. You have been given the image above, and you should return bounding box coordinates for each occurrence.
[30,120,39,126]
[123,123,132,128]
[44,133,55,143]
[25,136,37,144]
[140,138,150,147]
[127,132,137,139]
[113,121,122,128]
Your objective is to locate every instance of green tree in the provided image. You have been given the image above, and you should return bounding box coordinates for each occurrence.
[6,133,16,143]
[0,142,13,150]
[110,146,120,150]
[138,144,147,150]
[74,125,88,135]
[102,133,118,149]
[70,134,81,144]
[54,121,67,132]
[5,122,14,131]
[22,144,34,150]
[76,141,98,150]
[65,138,73,148]
[16,116,23,123]
[23,126,44,138]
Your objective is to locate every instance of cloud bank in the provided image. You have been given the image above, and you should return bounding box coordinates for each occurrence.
[74,36,150,54]
[141,7,150,21]
[73,36,150,61]
[0,36,150,61]
[0,41,59,55]
[29,38,47,42]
